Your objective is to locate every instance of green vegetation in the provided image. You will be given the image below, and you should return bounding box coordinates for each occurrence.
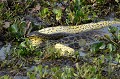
[91,26,120,53]
[0,0,120,79]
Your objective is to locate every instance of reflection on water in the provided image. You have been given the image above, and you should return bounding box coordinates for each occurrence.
[0,43,11,60]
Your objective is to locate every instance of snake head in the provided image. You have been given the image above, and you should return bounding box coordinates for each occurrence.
[26,31,70,47]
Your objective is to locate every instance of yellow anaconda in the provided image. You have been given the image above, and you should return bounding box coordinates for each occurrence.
[37,21,120,34]
[27,21,120,55]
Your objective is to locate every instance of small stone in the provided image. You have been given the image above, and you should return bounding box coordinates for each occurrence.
[3,22,10,29]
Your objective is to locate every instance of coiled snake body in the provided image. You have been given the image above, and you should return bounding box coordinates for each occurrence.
[27,21,120,55]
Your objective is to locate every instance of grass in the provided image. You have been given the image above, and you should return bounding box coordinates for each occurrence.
[0,0,120,79]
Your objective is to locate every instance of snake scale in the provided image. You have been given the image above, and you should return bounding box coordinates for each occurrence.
[27,21,120,55]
